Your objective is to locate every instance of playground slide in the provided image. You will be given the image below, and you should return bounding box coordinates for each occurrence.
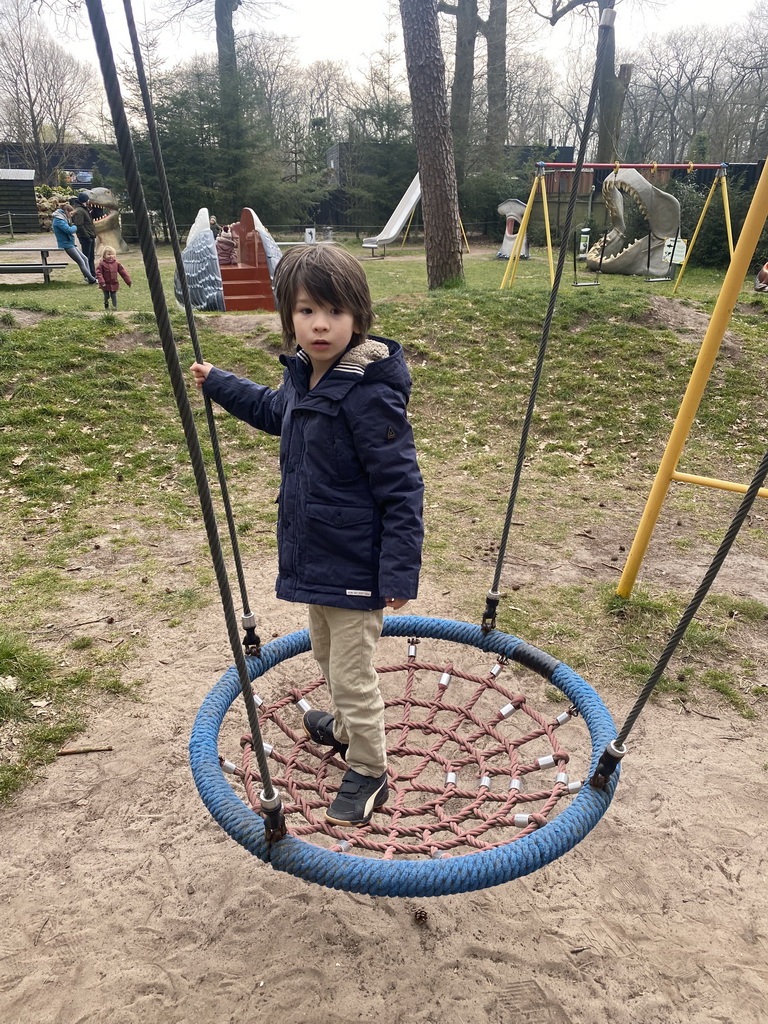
[363,174,421,248]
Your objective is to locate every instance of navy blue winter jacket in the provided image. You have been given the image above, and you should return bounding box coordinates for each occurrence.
[202,336,424,610]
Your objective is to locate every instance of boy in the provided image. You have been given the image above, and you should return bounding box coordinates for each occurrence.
[190,245,424,826]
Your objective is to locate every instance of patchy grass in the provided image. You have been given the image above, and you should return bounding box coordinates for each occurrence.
[1,242,766,801]
[0,629,87,800]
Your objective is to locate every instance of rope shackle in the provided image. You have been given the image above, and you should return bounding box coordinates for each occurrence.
[589,739,627,790]
[242,611,262,657]
[259,788,287,844]
[481,591,502,634]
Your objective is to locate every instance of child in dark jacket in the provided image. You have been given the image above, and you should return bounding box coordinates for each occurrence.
[191,244,424,827]
[95,246,132,308]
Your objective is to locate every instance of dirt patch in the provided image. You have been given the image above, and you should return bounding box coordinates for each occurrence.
[733,299,767,316]
[203,311,282,342]
[0,307,54,329]
[644,295,743,358]
[104,330,154,352]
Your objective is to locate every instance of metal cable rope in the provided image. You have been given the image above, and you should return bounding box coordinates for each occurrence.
[590,449,768,786]
[84,0,284,839]
[482,8,616,632]
[121,0,259,653]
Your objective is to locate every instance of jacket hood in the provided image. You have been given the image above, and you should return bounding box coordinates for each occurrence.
[53,209,68,219]
[282,334,412,400]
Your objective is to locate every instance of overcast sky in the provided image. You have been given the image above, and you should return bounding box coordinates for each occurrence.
[54,0,758,78]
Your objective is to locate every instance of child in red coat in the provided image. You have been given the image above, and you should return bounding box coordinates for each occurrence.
[95,246,132,309]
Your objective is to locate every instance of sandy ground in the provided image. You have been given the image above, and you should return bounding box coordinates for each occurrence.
[2,240,767,1022]
[1,548,767,1024]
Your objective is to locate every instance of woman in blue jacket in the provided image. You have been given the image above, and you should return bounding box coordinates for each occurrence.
[51,203,97,283]
[191,244,424,827]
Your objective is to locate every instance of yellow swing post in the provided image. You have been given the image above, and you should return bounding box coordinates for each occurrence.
[721,174,734,258]
[500,164,551,289]
[673,164,732,294]
[538,172,555,286]
[460,219,471,254]
[617,158,768,598]
[400,205,418,248]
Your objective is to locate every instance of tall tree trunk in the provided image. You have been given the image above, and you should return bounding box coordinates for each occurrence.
[439,0,479,184]
[595,0,632,162]
[400,0,464,288]
[480,0,507,171]
[214,0,245,219]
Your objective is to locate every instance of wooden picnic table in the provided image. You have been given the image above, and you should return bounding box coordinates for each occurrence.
[0,248,71,284]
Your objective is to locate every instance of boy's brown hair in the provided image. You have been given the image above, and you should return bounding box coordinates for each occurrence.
[273,244,374,351]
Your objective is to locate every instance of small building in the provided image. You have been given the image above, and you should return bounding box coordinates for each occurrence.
[0,169,39,233]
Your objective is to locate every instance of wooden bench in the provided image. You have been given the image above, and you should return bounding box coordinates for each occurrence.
[0,249,70,283]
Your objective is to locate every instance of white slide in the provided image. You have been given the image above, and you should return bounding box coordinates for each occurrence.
[363,173,421,249]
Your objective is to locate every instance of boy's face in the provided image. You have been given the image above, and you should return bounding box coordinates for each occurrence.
[292,290,358,374]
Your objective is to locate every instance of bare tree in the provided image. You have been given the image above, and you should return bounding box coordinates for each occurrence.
[400,0,464,287]
[506,51,562,145]
[438,0,479,182]
[0,0,97,182]
[733,12,768,160]
[438,0,518,176]
[238,30,300,145]
[624,26,741,162]
[480,0,508,168]
[528,0,633,160]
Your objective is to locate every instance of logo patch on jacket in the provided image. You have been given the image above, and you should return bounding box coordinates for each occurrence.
[386,426,396,440]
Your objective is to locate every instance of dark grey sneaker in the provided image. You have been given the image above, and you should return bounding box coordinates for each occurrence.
[302,710,348,759]
[325,769,388,826]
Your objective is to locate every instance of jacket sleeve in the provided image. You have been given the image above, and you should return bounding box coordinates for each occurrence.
[95,263,105,287]
[346,386,424,600]
[118,264,132,286]
[202,366,285,436]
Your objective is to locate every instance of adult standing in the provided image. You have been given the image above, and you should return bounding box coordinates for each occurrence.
[51,202,97,283]
[70,192,97,278]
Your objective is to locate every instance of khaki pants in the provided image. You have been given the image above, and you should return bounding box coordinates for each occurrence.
[308,604,386,777]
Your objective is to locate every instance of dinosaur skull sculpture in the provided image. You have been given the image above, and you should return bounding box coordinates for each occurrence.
[586,168,681,276]
[80,187,129,255]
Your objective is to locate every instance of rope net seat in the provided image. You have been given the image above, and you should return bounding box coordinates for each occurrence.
[190,616,619,897]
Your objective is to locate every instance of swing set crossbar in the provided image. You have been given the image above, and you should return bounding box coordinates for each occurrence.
[541,162,728,171]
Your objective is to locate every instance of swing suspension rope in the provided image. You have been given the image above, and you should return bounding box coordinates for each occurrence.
[591,449,768,787]
[120,0,259,654]
[84,0,764,896]
[84,0,285,840]
[481,7,614,633]
[81,0,622,895]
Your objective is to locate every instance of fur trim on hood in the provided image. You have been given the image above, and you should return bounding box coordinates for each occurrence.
[343,340,390,367]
